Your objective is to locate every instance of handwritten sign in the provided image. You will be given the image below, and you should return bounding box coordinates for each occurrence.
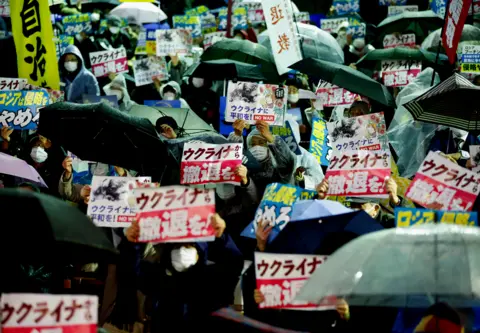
[0,294,98,333]
[310,115,331,166]
[241,183,317,241]
[406,152,480,211]
[0,90,49,130]
[388,5,418,16]
[461,45,480,74]
[395,207,478,227]
[326,150,391,198]
[62,13,92,36]
[89,47,128,78]
[87,176,151,227]
[262,0,302,74]
[180,142,243,185]
[133,186,216,243]
[383,33,416,49]
[156,29,192,56]
[133,56,168,86]
[226,81,287,126]
[316,79,358,107]
[255,253,335,310]
[0,78,27,91]
[381,60,422,87]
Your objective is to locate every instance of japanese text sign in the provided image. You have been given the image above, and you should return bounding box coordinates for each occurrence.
[185,5,209,16]
[243,2,265,23]
[431,0,447,17]
[156,29,192,56]
[133,186,216,243]
[89,47,128,78]
[0,78,28,91]
[294,12,310,23]
[203,31,226,50]
[135,31,147,55]
[0,90,49,130]
[262,0,303,74]
[226,81,287,126]
[327,112,389,153]
[383,33,416,49]
[406,152,480,211]
[82,94,118,108]
[255,253,335,310]
[87,176,151,227]
[241,183,317,241]
[24,84,63,104]
[379,0,407,5]
[325,149,391,198]
[320,17,348,33]
[395,207,478,227]
[0,293,98,333]
[62,14,92,36]
[381,60,422,87]
[11,0,60,90]
[271,121,301,155]
[173,15,202,38]
[347,22,366,39]
[461,45,480,73]
[201,13,217,34]
[310,115,332,167]
[0,0,9,17]
[133,56,168,86]
[442,0,472,64]
[388,5,419,16]
[218,7,248,31]
[181,142,243,185]
[316,79,358,107]
[333,0,360,15]
[54,35,74,61]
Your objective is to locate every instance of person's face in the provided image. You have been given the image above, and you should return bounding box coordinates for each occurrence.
[64,54,78,63]
[159,124,177,139]
[288,85,299,95]
[350,107,365,118]
[251,135,267,147]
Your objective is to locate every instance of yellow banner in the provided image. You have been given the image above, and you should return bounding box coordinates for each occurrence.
[11,0,60,90]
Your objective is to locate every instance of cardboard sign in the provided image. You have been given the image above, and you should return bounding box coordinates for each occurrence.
[89,47,128,78]
[406,152,480,211]
[325,150,391,198]
[254,253,335,310]
[381,60,422,87]
[395,207,478,227]
[133,186,216,243]
[0,90,49,130]
[180,142,243,185]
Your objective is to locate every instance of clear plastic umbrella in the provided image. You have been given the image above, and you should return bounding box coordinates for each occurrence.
[296,224,480,308]
[258,22,345,65]
[422,24,480,53]
[109,2,167,25]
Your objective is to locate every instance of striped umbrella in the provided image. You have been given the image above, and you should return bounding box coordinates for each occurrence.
[403,73,480,132]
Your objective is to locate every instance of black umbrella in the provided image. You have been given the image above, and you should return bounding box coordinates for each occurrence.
[268,211,384,255]
[403,73,480,132]
[290,58,396,107]
[1,189,118,263]
[184,60,277,82]
[38,102,168,173]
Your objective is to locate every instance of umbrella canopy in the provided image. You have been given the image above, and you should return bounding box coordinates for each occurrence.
[403,73,480,132]
[291,199,352,222]
[290,58,396,107]
[267,211,384,255]
[37,102,168,173]
[296,224,480,308]
[377,10,443,43]
[356,48,450,66]
[422,25,480,53]
[258,22,344,65]
[1,189,118,262]
[0,153,47,187]
[184,60,277,82]
[110,2,167,25]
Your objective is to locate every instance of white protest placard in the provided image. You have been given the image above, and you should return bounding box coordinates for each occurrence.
[383,33,416,49]
[406,152,480,211]
[320,17,348,33]
[0,78,27,91]
[254,253,336,310]
[243,1,265,23]
[133,186,216,243]
[133,56,168,86]
[325,149,391,198]
[381,60,422,87]
[89,47,128,78]
[87,176,151,227]
[315,79,358,107]
[1,294,98,333]
[203,31,227,50]
[387,5,418,16]
[262,0,303,74]
[461,45,480,74]
[181,142,243,185]
[0,0,9,17]
[225,81,287,126]
[156,29,192,56]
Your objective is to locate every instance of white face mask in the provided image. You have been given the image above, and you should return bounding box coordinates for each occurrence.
[164,92,176,101]
[64,61,78,72]
[171,247,198,272]
[288,93,299,104]
[91,163,109,176]
[313,99,323,110]
[109,27,120,35]
[249,145,269,162]
[192,77,204,88]
[30,147,48,163]
[91,13,100,22]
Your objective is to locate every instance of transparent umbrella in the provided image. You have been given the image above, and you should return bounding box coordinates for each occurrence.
[296,224,480,308]
[422,25,480,53]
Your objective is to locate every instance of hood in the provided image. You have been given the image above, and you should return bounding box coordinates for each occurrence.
[103,74,135,111]
[60,44,85,70]
[159,80,182,99]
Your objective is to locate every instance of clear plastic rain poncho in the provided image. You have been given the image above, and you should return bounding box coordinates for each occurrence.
[387,68,440,178]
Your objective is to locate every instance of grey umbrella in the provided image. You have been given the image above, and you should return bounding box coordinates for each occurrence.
[421,24,480,53]
[296,224,480,308]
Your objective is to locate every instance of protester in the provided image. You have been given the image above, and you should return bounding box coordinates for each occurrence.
[103,74,137,112]
[158,80,191,109]
[182,76,219,126]
[102,15,135,59]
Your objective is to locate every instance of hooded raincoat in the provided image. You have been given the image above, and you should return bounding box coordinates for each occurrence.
[103,74,137,112]
[159,81,191,109]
